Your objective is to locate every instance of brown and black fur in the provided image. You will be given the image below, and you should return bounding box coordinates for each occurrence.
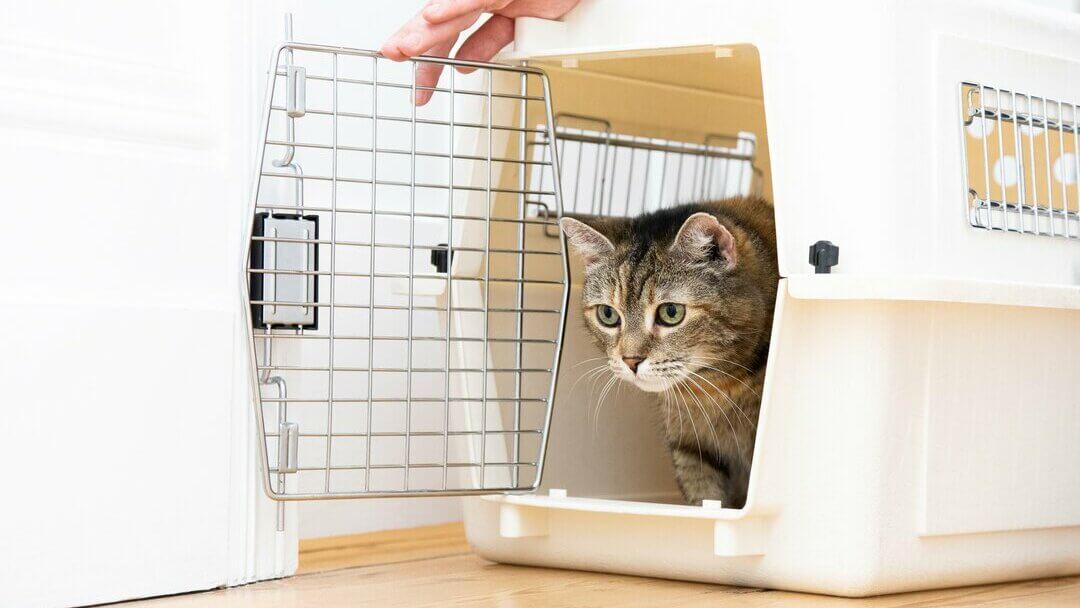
[560,197,778,507]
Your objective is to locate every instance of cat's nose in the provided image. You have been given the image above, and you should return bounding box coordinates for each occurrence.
[622,356,644,373]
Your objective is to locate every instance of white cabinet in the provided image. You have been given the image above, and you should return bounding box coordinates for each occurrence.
[0,2,292,605]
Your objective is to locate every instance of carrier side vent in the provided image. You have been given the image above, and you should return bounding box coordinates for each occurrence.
[960,82,1080,238]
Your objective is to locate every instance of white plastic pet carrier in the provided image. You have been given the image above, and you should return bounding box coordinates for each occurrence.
[244,0,1080,596]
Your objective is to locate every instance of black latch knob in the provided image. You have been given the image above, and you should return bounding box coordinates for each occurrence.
[431,243,454,273]
[808,240,839,274]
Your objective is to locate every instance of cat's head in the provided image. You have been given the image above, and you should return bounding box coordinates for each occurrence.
[560,208,771,393]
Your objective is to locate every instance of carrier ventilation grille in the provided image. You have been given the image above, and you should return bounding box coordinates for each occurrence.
[526,114,759,231]
[243,42,568,500]
[961,82,1080,238]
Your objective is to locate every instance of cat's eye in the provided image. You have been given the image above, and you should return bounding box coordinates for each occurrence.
[656,303,686,326]
[596,305,621,327]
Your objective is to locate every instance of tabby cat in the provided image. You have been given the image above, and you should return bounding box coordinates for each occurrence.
[559,198,778,508]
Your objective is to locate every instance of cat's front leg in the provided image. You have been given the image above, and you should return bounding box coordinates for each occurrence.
[670,445,747,508]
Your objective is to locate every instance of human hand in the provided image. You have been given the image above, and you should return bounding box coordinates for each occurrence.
[381,0,581,105]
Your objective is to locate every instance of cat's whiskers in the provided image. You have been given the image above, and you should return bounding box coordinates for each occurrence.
[574,363,609,385]
[682,374,743,459]
[677,376,726,456]
[661,387,685,438]
[684,368,757,430]
[589,369,617,430]
[683,364,760,431]
[670,381,704,464]
[637,359,754,437]
[573,364,614,433]
[672,390,686,437]
[572,356,611,368]
[687,356,762,399]
[682,369,760,429]
[593,374,621,431]
[636,359,687,391]
[612,380,624,424]
[585,372,607,422]
[569,364,611,399]
[690,354,757,375]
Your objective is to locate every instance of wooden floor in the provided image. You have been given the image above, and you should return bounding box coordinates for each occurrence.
[125,523,1080,607]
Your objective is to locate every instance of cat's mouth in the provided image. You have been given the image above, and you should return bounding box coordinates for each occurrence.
[612,359,688,393]
[629,376,676,392]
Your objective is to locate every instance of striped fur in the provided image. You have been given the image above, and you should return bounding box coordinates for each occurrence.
[560,198,778,507]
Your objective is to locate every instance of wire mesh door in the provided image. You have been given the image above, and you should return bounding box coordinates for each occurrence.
[243,43,569,500]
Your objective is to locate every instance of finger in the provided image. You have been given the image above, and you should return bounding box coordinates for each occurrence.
[495,0,581,20]
[413,38,455,106]
[380,16,424,61]
[452,14,515,73]
[422,0,511,24]
[380,9,482,61]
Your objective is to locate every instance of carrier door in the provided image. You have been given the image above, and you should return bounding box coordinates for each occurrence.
[243,43,569,500]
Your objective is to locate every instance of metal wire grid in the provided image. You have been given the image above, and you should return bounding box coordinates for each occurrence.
[243,43,569,500]
[960,82,1080,237]
[526,113,759,230]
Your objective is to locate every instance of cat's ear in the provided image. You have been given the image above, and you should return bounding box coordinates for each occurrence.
[670,212,738,270]
[560,217,615,267]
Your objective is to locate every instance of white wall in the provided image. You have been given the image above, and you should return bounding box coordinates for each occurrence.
[1019,0,1080,10]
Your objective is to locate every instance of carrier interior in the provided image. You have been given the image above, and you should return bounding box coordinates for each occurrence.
[523,46,774,507]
